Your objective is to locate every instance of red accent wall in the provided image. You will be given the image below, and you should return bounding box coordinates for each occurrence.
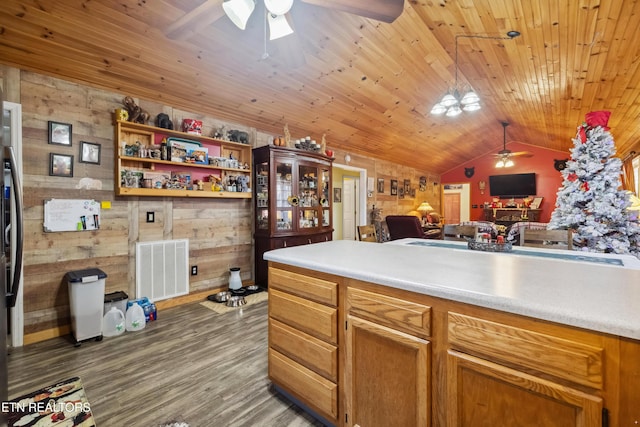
[441,142,567,223]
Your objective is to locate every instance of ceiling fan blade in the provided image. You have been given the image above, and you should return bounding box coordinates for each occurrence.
[510,151,534,158]
[165,0,225,40]
[300,0,404,23]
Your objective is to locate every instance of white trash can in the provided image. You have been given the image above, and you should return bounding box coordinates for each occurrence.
[65,268,107,346]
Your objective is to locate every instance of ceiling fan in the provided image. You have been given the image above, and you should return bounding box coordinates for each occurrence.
[219,0,403,67]
[494,121,533,168]
[223,0,405,36]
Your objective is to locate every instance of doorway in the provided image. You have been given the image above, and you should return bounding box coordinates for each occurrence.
[332,163,367,240]
[443,183,470,224]
[342,176,359,240]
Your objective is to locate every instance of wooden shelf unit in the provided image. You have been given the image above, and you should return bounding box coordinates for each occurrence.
[114,120,252,198]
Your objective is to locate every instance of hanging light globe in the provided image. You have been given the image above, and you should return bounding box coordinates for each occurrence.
[440,94,458,108]
[445,105,462,117]
[462,102,481,112]
[460,90,480,105]
[430,103,447,115]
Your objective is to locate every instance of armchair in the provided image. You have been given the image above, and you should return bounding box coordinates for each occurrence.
[385,215,440,240]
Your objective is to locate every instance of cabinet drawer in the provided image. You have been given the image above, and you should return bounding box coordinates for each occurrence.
[347,288,431,338]
[270,289,338,344]
[269,348,338,423]
[269,267,337,307]
[448,312,604,389]
[270,318,338,382]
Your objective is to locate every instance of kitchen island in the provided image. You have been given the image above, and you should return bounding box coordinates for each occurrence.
[264,239,640,427]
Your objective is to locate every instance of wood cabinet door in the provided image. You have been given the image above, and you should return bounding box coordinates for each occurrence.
[345,315,430,427]
[447,350,602,427]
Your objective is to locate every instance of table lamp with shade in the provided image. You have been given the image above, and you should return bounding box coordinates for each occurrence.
[417,202,435,225]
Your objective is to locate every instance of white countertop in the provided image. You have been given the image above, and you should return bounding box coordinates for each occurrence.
[263,239,640,340]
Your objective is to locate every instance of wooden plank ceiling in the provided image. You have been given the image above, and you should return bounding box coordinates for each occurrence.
[1,0,639,173]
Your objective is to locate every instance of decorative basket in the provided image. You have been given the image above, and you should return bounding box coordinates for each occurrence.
[468,240,513,253]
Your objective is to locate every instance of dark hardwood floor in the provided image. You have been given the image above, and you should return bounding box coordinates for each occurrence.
[7,298,324,427]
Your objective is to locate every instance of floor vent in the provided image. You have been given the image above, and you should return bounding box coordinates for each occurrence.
[136,239,189,302]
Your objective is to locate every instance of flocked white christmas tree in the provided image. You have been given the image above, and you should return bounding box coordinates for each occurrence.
[548,111,640,258]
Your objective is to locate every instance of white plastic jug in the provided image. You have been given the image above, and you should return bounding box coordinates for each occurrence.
[103,307,125,337]
[125,302,146,332]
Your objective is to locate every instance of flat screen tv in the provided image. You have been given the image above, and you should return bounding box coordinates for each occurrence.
[489,173,536,198]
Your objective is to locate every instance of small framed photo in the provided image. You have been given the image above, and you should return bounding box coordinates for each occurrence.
[48,121,72,146]
[50,153,73,177]
[377,178,385,193]
[530,197,543,209]
[80,141,101,164]
[390,179,398,196]
[333,187,342,203]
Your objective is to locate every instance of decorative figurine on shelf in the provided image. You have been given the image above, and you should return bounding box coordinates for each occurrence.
[284,123,292,147]
[320,133,327,153]
[237,175,250,192]
[155,113,173,130]
[122,96,150,124]
[214,125,226,140]
[208,175,222,192]
[227,129,249,144]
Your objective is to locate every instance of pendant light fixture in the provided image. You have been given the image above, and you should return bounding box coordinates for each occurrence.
[430,31,521,117]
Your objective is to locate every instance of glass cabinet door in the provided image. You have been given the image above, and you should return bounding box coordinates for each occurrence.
[321,167,331,227]
[255,161,269,230]
[275,160,293,231]
[298,163,319,229]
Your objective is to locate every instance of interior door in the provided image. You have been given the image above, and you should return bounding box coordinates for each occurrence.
[342,176,358,240]
[444,193,461,224]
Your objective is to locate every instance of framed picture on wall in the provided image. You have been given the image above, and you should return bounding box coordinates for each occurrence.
[80,141,101,164]
[377,178,385,193]
[530,197,543,209]
[390,179,398,196]
[50,153,73,177]
[48,121,72,146]
[333,187,342,203]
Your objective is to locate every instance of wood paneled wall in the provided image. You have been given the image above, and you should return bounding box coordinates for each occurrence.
[1,66,439,341]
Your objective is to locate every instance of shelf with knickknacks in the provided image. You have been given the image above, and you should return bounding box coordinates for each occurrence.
[114,114,252,199]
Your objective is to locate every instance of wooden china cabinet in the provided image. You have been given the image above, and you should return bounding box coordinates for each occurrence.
[252,145,333,287]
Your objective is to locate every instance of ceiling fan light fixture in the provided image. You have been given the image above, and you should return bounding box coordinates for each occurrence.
[264,0,294,16]
[223,0,255,30]
[267,13,294,40]
[495,157,514,168]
